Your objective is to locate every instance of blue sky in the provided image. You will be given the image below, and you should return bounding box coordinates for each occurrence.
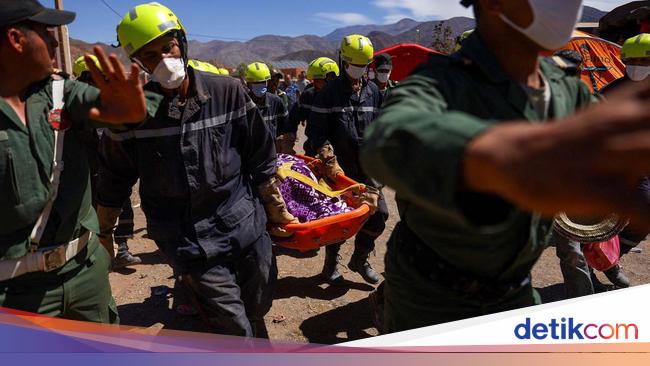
[50,0,634,44]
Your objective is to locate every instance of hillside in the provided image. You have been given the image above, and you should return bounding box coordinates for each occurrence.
[70,6,607,68]
[324,18,420,42]
[273,50,338,63]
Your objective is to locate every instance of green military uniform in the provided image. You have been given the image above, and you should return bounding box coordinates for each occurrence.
[361,33,594,332]
[0,75,159,323]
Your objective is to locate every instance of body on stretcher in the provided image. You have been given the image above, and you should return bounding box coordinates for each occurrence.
[270,155,371,252]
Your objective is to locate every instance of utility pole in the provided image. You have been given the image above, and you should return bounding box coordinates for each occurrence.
[54,0,73,75]
[416,29,421,44]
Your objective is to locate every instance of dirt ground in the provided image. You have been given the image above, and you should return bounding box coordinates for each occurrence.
[109,129,650,344]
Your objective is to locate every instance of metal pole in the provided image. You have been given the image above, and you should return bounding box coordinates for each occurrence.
[54,0,73,75]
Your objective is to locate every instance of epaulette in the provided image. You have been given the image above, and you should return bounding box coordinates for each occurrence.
[547,56,580,76]
[51,69,70,80]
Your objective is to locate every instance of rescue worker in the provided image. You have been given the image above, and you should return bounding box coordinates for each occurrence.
[369,53,396,102]
[244,62,289,142]
[455,29,475,51]
[362,0,650,332]
[187,59,222,75]
[602,34,650,91]
[0,0,152,322]
[281,57,339,155]
[597,34,650,288]
[306,35,386,284]
[97,3,296,337]
[72,55,142,269]
[268,71,290,109]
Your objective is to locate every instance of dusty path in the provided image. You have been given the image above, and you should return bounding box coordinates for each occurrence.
[109,128,650,344]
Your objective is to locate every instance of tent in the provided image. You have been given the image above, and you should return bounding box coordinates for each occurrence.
[561,30,625,94]
[372,43,442,82]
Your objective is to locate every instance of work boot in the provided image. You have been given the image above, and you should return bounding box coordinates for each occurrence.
[112,250,142,269]
[604,265,630,288]
[348,249,381,284]
[321,245,343,283]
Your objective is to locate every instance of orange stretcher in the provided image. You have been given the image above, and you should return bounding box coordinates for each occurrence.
[271,155,371,252]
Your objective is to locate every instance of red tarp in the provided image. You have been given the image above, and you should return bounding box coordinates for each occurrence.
[373,43,442,82]
[375,34,625,92]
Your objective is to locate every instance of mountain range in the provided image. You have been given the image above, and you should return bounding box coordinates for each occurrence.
[69,6,608,69]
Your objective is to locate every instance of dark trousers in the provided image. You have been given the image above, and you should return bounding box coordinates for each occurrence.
[328,190,389,255]
[174,233,277,337]
[114,199,134,256]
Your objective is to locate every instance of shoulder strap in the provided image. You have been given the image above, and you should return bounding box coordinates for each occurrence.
[30,79,67,247]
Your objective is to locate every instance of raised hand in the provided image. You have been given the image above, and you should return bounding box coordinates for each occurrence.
[84,46,147,124]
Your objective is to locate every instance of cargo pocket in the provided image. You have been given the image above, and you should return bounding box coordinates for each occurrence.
[220,196,256,229]
[5,149,21,205]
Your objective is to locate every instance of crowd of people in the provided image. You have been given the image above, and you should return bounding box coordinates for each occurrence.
[2,0,650,340]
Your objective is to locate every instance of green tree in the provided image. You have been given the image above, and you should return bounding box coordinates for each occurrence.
[431,21,456,54]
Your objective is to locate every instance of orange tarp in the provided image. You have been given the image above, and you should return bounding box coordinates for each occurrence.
[563,30,625,93]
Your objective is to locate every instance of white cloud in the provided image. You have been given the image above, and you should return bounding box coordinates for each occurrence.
[584,0,638,11]
[373,0,472,22]
[373,0,632,25]
[314,12,374,27]
[382,13,412,24]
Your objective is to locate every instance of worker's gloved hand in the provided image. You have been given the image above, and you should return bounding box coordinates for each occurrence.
[351,186,380,215]
[257,176,299,237]
[316,144,344,183]
[276,133,297,155]
[96,205,122,258]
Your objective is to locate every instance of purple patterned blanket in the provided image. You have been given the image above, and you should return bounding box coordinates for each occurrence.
[277,154,353,223]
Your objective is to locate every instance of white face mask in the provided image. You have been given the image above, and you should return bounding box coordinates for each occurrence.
[345,64,366,80]
[151,57,186,89]
[626,65,650,81]
[500,0,583,51]
[377,71,391,83]
[251,84,267,98]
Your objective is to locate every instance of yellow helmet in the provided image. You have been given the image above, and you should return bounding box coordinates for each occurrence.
[340,34,374,65]
[218,68,230,75]
[244,62,271,83]
[116,2,186,57]
[621,34,650,60]
[307,57,339,79]
[188,59,222,75]
[73,54,101,77]
[455,29,475,51]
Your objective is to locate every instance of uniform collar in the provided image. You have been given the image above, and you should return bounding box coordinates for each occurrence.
[250,92,271,108]
[458,32,569,121]
[336,74,373,102]
[187,68,211,104]
[0,77,53,133]
[455,32,511,84]
[456,32,565,84]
